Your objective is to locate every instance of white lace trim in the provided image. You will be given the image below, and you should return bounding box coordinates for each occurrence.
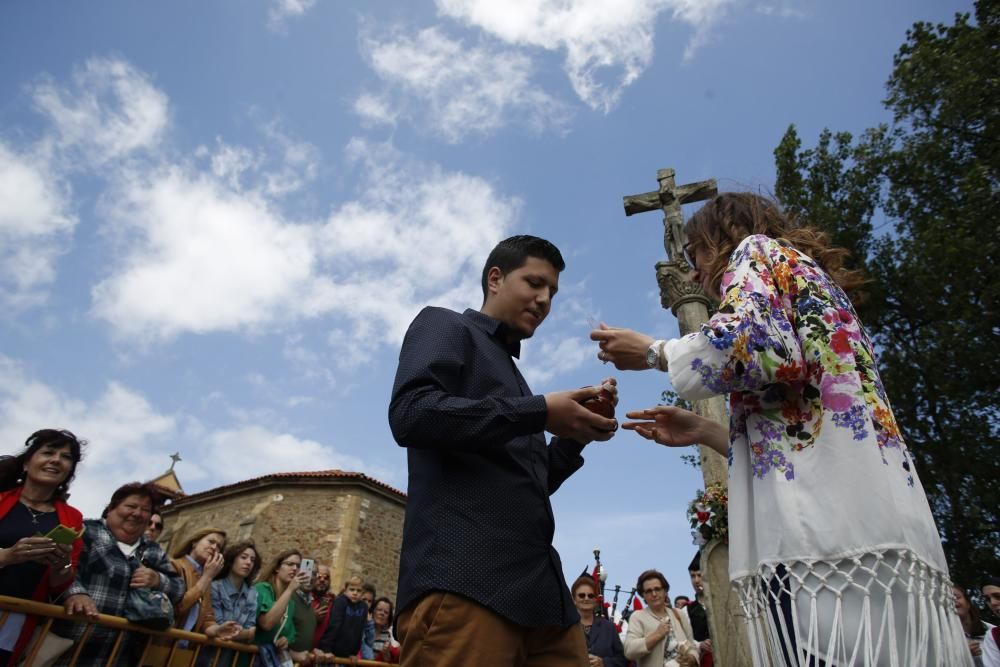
[733,548,972,666]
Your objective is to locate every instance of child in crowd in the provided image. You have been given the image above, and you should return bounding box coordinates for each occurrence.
[317,575,369,658]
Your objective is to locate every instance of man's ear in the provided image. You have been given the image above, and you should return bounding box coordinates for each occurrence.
[485,266,505,297]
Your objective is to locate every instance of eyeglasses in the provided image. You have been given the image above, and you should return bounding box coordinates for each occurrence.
[576,592,596,599]
[682,243,698,272]
[280,561,301,569]
[148,521,163,529]
[642,586,665,596]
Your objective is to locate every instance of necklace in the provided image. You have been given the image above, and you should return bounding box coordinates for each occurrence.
[20,499,54,525]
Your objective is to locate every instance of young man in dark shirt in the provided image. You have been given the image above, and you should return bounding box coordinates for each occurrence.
[389,235,618,666]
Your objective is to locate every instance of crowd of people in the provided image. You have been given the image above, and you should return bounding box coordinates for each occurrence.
[0,429,400,666]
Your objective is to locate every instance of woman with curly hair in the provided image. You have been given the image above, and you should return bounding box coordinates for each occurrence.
[0,429,85,666]
[595,192,969,666]
[207,540,262,666]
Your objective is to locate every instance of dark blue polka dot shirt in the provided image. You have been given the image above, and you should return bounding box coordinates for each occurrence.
[389,306,586,627]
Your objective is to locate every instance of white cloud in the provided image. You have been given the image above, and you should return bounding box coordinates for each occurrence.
[268,0,317,31]
[435,0,741,111]
[91,162,323,341]
[32,57,168,165]
[203,426,366,484]
[90,133,519,356]
[0,56,162,309]
[19,57,518,362]
[353,93,399,128]
[359,27,571,142]
[520,336,593,387]
[0,142,77,308]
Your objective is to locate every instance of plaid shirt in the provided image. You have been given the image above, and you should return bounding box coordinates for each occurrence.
[54,518,184,666]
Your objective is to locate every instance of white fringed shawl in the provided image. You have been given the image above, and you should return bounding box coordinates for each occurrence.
[664,236,971,666]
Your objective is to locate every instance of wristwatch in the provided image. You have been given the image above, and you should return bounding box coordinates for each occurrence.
[646,340,668,371]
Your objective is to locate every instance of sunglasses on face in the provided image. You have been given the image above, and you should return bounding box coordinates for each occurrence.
[576,592,596,599]
[149,521,163,529]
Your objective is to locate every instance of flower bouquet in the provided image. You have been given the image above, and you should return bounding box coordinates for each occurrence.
[688,482,729,546]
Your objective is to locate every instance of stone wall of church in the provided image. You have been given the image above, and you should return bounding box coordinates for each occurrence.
[160,481,405,604]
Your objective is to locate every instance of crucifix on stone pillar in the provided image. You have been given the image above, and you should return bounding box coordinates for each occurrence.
[623,168,751,666]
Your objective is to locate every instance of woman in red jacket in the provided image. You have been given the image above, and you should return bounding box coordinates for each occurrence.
[0,429,85,666]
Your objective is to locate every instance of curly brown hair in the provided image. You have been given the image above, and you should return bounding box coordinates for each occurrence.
[684,192,866,300]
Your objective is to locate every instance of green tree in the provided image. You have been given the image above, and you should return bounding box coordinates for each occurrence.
[774,0,999,590]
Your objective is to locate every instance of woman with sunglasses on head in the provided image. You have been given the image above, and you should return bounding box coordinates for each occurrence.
[624,570,698,667]
[594,192,970,666]
[0,429,85,666]
[572,576,625,667]
[254,548,313,665]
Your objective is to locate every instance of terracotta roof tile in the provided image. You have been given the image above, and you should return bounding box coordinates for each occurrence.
[167,469,406,507]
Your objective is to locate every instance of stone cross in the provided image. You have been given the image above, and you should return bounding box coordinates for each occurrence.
[623,168,751,666]
[169,452,182,472]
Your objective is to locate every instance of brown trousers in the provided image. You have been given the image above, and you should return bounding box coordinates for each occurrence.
[397,591,590,667]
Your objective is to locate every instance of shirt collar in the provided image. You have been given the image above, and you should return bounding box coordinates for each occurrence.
[463,309,522,358]
[185,554,204,573]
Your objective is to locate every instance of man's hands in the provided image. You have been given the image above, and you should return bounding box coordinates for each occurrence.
[623,406,729,457]
[544,385,618,444]
[590,323,655,371]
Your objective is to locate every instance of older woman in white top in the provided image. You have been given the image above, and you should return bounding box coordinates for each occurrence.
[623,570,698,667]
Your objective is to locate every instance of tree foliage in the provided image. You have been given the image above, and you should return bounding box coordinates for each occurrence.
[773,0,999,592]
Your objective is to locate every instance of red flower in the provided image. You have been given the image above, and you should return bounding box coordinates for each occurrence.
[830,328,852,355]
[696,510,710,523]
[776,361,802,382]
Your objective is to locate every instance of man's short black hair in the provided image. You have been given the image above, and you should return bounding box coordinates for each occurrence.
[481,235,565,301]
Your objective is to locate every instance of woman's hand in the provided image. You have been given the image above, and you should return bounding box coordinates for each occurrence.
[623,406,729,457]
[289,570,310,592]
[644,617,672,651]
[274,635,289,650]
[0,536,57,566]
[130,566,161,589]
[65,593,99,619]
[42,543,72,568]
[587,655,604,667]
[203,551,225,580]
[213,620,242,641]
[590,324,654,371]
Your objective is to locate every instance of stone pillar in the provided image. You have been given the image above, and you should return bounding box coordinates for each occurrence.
[656,257,752,667]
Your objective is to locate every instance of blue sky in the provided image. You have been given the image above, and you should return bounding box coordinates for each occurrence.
[0,0,969,602]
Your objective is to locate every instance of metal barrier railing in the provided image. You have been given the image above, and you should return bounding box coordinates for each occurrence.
[0,595,394,666]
